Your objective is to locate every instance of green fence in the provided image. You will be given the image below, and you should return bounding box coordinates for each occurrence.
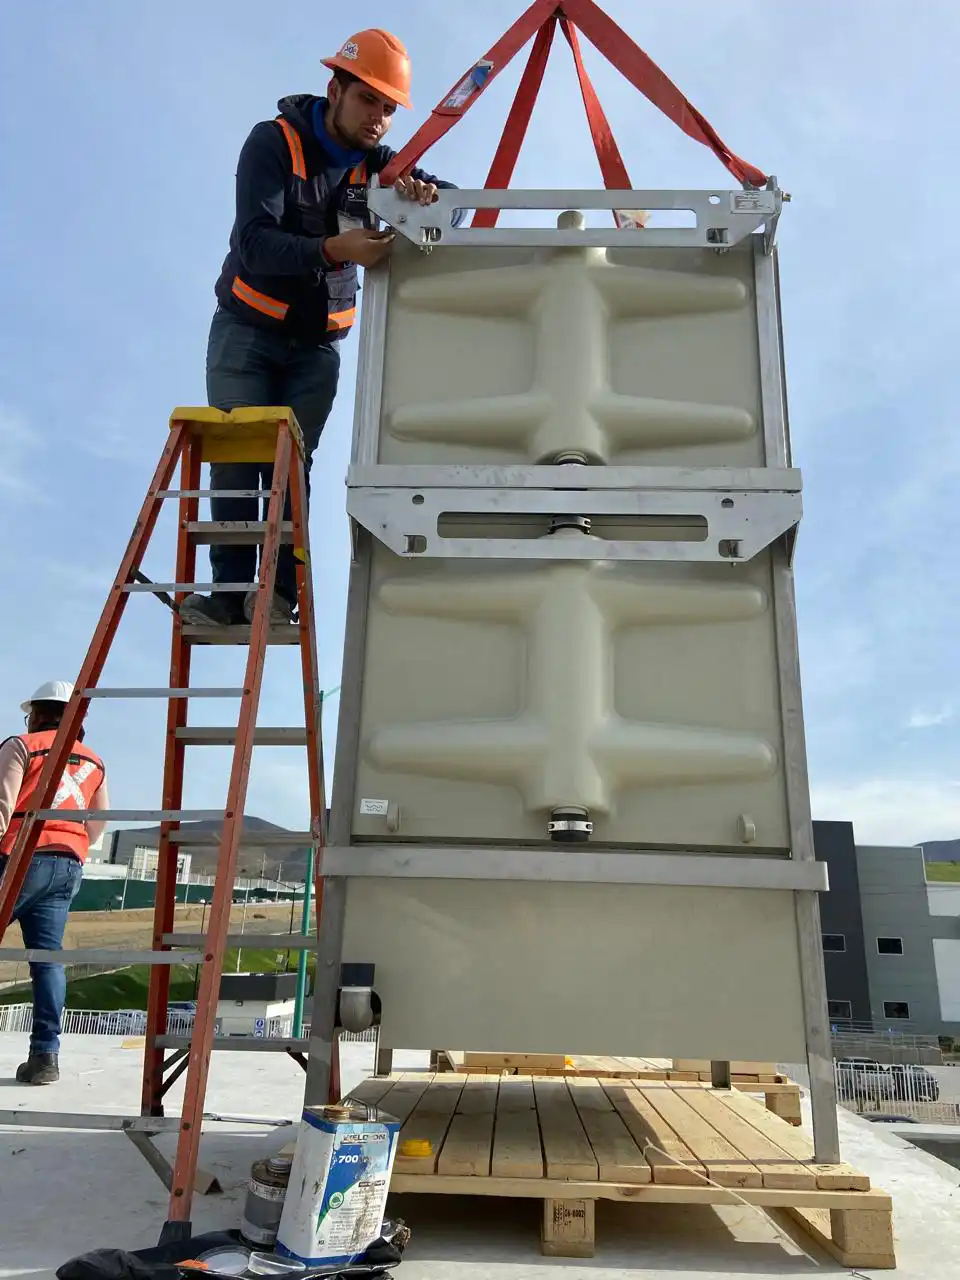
[73,880,302,912]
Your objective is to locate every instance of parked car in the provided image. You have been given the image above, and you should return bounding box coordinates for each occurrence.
[835,1058,894,1102]
[94,1009,146,1035]
[887,1064,940,1102]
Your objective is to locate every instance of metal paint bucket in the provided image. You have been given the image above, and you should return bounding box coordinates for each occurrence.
[240,1155,293,1248]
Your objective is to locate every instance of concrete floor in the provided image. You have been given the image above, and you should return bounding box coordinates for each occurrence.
[1,1034,959,1279]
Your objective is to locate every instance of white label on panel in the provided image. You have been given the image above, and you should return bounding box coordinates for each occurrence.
[359,798,389,816]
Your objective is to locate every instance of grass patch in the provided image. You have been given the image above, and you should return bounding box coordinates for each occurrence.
[925,861,960,882]
[0,947,313,1010]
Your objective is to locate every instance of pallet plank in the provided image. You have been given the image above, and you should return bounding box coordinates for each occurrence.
[568,1079,650,1183]
[436,1074,498,1176]
[532,1079,598,1180]
[638,1084,762,1188]
[365,1072,432,1124]
[343,1077,398,1108]
[395,1076,464,1174]
[456,1074,500,1114]
[678,1087,816,1190]
[602,1080,704,1185]
[492,1100,544,1178]
[717,1088,870,1190]
[497,1074,536,1111]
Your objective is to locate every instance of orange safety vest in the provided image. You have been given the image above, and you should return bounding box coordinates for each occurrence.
[0,730,105,863]
[220,114,368,343]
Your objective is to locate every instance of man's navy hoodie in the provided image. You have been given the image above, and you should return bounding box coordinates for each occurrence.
[215,94,460,343]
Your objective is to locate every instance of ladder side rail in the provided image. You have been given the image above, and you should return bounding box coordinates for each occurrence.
[289,440,327,902]
[0,425,187,938]
[142,431,202,1116]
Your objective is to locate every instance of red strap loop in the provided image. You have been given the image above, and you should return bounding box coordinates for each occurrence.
[380,0,768,196]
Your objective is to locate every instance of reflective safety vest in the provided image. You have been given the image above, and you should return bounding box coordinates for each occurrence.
[216,113,370,346]
[0,730,105,863]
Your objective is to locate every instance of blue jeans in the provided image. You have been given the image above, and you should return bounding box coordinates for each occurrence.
[205,309,341,608]
[0,853,82,1054]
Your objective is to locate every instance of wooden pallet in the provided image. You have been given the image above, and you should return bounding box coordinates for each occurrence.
[441,1052,803,1126]
[346,1073,894,1269]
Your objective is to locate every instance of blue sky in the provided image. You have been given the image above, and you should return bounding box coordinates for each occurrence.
[1,0,957,846]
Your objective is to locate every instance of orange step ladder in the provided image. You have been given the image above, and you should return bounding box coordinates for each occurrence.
[0,407,327,1241]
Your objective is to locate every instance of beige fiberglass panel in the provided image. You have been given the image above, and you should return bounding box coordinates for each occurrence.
[352,546,790,848]
[377,239,764,468]
[342,879,807,1061]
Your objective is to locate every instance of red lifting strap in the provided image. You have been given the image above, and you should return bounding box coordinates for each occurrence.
[471,16,557,229]
[379,0,767,192]
[559,16,632,212]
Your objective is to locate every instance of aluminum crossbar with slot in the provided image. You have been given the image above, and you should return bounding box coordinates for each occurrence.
[368,186,782,250]
[320,846,828,891]
[347,486,801,562]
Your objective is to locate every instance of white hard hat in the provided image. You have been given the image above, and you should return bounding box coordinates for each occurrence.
[21,680,75,713]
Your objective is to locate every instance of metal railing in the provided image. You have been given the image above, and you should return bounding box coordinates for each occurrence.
[0,1002,379,1042]
[834,1058,959,1124]
[0,1004,194,1037]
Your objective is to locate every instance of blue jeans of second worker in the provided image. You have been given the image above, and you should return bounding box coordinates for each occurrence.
[0,853,82,1055]
[205,308,341,609]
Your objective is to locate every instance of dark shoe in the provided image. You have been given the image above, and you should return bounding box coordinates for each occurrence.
[243,588,296,625]
[16,1052,59,1085]
[179,593,243,627]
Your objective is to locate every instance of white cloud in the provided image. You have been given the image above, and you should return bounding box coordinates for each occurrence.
[812,777,960,846]
[906,706,955,730]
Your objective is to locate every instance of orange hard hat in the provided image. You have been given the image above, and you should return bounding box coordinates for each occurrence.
[323,29,413,110]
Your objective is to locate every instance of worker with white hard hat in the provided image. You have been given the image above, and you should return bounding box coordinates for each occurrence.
[0,681,109,1085]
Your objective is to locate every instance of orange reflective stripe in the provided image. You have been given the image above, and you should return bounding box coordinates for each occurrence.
[275,116,307,179]
[327,306,356,331]
[232,277,289,321]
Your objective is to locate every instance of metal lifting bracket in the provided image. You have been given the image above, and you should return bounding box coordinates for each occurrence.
[368,184,784,252]
[346,465,802,564]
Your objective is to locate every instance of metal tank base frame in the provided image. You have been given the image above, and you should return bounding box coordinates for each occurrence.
[303,185,839,1167]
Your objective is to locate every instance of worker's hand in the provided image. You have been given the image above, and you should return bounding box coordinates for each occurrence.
[324,228,396,268]
[394,175,439,206]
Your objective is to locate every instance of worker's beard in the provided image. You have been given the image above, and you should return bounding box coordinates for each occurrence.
[329,99,377,152]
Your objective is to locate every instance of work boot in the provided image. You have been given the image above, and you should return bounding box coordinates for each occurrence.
[244,588,296,625]
[16,1053,59,1085]
[179,593,244,627]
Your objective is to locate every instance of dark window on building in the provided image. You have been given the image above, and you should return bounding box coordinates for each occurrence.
[828,1000,853,1020]
[883,1001,910,1020]
[822,934,846,952]
[877,937,903,955]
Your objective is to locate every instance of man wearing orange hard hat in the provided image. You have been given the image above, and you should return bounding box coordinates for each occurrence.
[183,30,460,629]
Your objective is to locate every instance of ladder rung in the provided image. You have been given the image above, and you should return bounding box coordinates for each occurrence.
[169,830,316,847]
[0,1111,185,1133]
[176,727,308,746]
[0,948,203,964]
[186,521,294,545]
[156,489,273,499]
[84,687,245,698]
[156,1035,311,1053]
[164,932,317,950]
[122,582,254,593]
[27,808,226,822]
[182,625,300,647]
